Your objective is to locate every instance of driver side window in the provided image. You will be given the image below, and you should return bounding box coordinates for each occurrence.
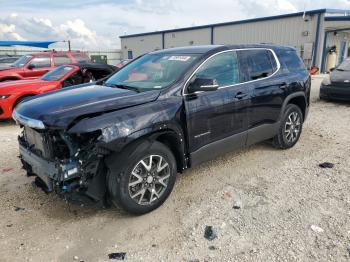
[194,51,240,87]
[62,71,83,88]
[28,57,51,68]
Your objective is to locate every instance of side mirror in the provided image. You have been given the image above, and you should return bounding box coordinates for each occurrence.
[187,77,219,93]
[27,64,35,70]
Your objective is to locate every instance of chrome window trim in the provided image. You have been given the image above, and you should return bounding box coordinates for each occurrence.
[182,48,281,96]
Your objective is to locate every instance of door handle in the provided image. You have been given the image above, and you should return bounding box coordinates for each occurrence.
[235,92,247,99]
[280,83,288,89]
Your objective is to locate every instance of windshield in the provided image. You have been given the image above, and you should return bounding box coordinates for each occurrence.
[41,66,75,81]
[106,53,199,91]
[337,59,350,71]
[11,55,33,68]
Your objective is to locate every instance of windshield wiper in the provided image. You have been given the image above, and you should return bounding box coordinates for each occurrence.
[106,83,140,93]
[336,68,347,71]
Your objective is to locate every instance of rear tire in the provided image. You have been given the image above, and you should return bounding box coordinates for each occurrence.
[107,140,177,215]
[273,104,303,149]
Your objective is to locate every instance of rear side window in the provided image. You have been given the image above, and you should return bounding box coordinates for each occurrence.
[278,50,306,73]
[28,57,51,68]
[239,50,276,80]
[53,55,72,66]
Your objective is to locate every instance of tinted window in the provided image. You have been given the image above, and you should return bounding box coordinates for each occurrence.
[240,50,275,80]
[29,57,51,68]
[336,58,350,71]
[106,53,199,91]
[12,55,32,68]
[278,50,306,73]
[41,66,74,81]
[194,51,240,87]
[53,55,72,66]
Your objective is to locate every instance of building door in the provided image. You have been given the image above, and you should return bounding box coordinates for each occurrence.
[339,41,346,64]
[127,50,133,59]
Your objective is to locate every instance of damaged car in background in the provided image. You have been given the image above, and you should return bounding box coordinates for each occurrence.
[13,44,310,214]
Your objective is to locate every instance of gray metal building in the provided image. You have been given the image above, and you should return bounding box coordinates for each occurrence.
[120,9,350,72]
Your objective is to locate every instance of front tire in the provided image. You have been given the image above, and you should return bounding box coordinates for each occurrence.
[107,140,177,215]
[273,104,303,149]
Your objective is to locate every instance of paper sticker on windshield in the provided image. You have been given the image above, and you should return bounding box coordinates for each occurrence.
[168,56,191,61]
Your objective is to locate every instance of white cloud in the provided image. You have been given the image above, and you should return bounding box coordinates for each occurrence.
[0,14,112,50]
[0,0,349,49]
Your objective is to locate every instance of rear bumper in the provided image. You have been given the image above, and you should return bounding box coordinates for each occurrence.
[320,84,350,101]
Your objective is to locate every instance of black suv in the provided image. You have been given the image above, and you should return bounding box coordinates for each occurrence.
[13,44,310,214]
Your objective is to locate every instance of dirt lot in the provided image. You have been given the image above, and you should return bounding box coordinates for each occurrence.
[0,76,350,262]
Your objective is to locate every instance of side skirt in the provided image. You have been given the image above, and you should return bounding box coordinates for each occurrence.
[189,122,280,167]
[190,132,247,167]
[246,122,280,146]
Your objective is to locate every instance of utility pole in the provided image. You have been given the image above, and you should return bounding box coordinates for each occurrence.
[62,40,71,51]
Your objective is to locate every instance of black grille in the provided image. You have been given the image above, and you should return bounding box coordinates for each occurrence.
[24,127,70,160]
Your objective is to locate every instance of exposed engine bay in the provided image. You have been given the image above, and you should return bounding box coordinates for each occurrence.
[19,126,110,205]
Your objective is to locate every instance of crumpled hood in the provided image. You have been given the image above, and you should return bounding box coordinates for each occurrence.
[15,84,160,129]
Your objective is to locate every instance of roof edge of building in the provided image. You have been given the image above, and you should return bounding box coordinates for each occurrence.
[120,8,343,39]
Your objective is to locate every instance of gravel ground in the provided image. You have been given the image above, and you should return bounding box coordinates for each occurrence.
[0,76,350,262]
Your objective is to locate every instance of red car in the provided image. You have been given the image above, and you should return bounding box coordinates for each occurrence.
[0,51,90,82]
[0,63,117,119]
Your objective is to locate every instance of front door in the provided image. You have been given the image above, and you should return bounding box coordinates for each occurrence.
[184,50,250,166]
[24,56,52,79]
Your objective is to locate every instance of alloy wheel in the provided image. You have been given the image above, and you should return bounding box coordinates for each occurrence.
[284,111,301,143]
[128,155,170,205]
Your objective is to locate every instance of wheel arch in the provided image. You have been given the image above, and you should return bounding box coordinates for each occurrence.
[281,92,307,122]
[105,127,187,173]
[0,76,22,82]
[13,94,36,110]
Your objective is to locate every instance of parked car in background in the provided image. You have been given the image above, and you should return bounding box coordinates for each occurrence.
[0,63,116,119]
[0,56,21,69]
[13,44,310,214]
[116,59,132,68]
[320,58,350,101]
[0,51,90,82]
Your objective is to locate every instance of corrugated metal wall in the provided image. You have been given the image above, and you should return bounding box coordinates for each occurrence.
[164,28,211,48]
[121,34,162,59]
[120,14,322,66]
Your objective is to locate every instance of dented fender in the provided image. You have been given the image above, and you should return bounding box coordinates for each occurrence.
[68,96,186,154]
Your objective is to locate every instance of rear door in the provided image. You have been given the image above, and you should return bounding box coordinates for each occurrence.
[184,50,250,165]
[237,49,286,145]
[24,55,52,79]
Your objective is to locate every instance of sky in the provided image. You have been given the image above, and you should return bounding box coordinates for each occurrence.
[0,0,350,50]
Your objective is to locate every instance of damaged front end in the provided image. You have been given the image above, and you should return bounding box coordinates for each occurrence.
[19,125,110,206]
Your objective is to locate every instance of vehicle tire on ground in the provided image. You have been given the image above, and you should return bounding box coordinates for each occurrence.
[273,103,303,149]
[106,140,177,215]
